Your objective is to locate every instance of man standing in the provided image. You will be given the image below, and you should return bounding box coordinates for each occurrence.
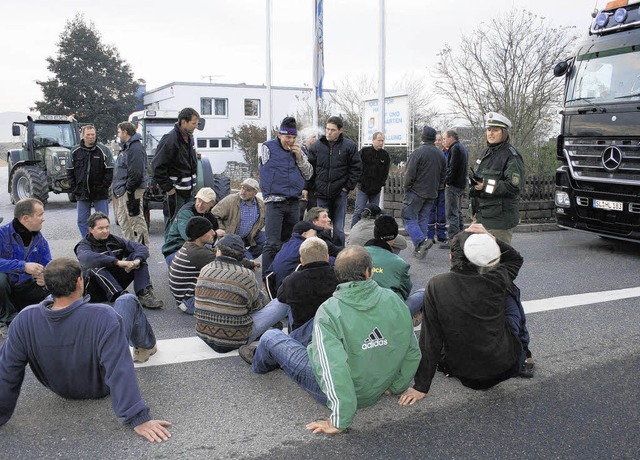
[402,126,446,260]
[470,112,525,245]
[212,178,265,260]
[441,129,469,249]
[67,124,114,237]
[74,212,163,309]
[426,132,448,244]
[113,121,149,246]
[152,108,201,235]
[0,198,50,333]
[308,116,361,246]
[250,246,421,434]
[399,224,533,406]
[162,187,221,264]
[259,117,313,277]
[352,131,390,226]
[0,258,171,442]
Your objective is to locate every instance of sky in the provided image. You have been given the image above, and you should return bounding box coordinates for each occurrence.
[0,0,601,114]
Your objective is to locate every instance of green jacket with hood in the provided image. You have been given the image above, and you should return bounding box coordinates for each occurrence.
[308,279,420,430]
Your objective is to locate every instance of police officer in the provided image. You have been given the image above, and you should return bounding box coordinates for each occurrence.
[470,112,524,245]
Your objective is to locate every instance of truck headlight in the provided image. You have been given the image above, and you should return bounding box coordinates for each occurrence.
[555,191,570,208]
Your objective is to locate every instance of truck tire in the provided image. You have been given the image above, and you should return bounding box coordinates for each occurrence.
[199,157,231,201]
[10,166,49,205]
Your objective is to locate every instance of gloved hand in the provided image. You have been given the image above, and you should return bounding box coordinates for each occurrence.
[126,192,140,217]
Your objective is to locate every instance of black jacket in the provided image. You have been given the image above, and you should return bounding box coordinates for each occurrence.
[404,143,446,199]
[413,239,523,393]
[276,261,338,330]
[112,133,147,197]
[445,140,468,189]
[152,124,197,193]
[308,134,361,200]
[358,146,390,195]
[67,141,114,201]
[74,233,149,273]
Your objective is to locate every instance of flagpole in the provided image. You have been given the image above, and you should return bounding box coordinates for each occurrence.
[378,0,385,134]
[266,0,273,141]
[312,0,318,130]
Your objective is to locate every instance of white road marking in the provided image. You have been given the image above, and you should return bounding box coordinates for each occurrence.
[134,286,640,368]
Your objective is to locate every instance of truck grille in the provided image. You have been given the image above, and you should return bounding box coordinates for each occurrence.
[563,138,640,186]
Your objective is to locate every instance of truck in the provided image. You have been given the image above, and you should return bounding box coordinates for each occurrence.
[554,0,640,242]
[7,115,80,204]
[127,110,229,226]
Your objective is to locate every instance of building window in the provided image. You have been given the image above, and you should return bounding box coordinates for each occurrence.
[244,99,261,118]
[200,98,228,117]
[196,138,233,150]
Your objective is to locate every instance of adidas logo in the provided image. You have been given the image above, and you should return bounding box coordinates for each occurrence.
[361,327,388,350]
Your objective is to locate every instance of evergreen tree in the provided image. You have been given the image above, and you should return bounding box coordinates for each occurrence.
[33,13,140,141]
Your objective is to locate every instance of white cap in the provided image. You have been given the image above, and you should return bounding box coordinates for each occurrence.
[463,233,501,268]
[485,112,512,129]
[195,187,216,203]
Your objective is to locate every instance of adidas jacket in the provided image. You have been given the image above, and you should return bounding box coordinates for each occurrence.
[308,279,420,430]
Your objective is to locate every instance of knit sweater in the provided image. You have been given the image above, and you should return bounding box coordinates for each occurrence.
[194,256,265,352]
[168,242,217,303]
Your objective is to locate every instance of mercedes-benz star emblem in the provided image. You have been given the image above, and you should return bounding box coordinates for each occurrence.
[602,146,623,171]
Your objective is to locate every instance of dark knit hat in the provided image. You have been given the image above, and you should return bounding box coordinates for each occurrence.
[293,220,323,235]
[216,234,245,260]
[421,126,437,142]
[374,215,399,241]
[186,216,213,241]
[279,117,297,135]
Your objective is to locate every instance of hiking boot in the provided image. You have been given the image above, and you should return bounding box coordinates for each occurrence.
[519,357,535,378]
[414,239,433,260]
[133,344,157,364]
[238,342,258,365]
[138,287,163,309]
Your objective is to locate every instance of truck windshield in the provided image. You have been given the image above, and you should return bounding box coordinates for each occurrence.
[140,121,175,157]
[566,46,640,104]
[33,123,76,148]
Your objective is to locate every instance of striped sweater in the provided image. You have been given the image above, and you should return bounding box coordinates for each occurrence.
[168,242,216,303]
[194,256,264,352]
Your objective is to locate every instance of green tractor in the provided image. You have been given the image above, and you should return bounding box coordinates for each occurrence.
[7,115,80,204]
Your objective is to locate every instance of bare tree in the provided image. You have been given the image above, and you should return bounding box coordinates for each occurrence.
[434,9,577,174]
[227,123,266,176]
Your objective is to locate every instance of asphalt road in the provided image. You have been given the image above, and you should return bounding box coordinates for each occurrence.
[1,170,638,460]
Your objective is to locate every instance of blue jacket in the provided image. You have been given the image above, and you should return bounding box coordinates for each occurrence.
[259,138,307,199]
[270,233,335,290]
[112,132,147,198]
[0,296,151,428]
[74,234,149,273]
[0,221,51,285]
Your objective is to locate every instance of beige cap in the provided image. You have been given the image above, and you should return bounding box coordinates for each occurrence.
[195,187,216,203]
[241,178,260,192]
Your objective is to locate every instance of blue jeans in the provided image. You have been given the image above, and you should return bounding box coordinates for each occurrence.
[504,285,531,360]
[402,191,434,247]
[262,200,300,276]
[247,298,290,343]
[445,185,465,240]
[427,190,446,240]
[405,289,424,317]
[317,191,347,246]
[178,296,195,315]
[245,230,266,260]
[77,199,109,237]
[351,188,381,227]
[112,294,156,349]
[252,329,327,405]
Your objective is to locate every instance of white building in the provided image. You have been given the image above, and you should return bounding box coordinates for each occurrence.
[141,82,334,173]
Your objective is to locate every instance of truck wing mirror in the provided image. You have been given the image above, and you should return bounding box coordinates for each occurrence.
[198,118,206,131]
[130,116,139,129]
[12,125,20,137]
[553,58,573,77]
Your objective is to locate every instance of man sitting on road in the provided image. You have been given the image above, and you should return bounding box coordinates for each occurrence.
[75,212,163,309]
[239,237,337,360]
[0,258,171,442]
[169,217,218,315]
[212,178,265,260]
[0,198,51,334]
[364,215,422,318]
[162,187,222,265]
[305,207,343,257]
[194,235,288,353]
[399,224,534,406]
[346,204,407,253]
[249,246,421,434]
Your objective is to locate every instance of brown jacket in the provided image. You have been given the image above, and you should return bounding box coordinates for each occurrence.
[211,192,265,246]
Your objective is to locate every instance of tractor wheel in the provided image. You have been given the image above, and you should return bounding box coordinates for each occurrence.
[10,166,49,205]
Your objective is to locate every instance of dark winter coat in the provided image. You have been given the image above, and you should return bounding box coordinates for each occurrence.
[404,143,446,199]
[308,134,361,200]
[445,140,468,190]
[67,141,114,201]
[358,146,390,195]
[112,133,147,198]
[74,233,149,273]
[151,124,197,193]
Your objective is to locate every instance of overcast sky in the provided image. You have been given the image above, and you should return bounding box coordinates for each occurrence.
[0,0,600,114]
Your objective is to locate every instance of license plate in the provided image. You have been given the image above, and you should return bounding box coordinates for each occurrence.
[593,199,623,211]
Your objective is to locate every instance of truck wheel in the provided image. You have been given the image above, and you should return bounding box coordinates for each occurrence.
[10,166,49,205]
